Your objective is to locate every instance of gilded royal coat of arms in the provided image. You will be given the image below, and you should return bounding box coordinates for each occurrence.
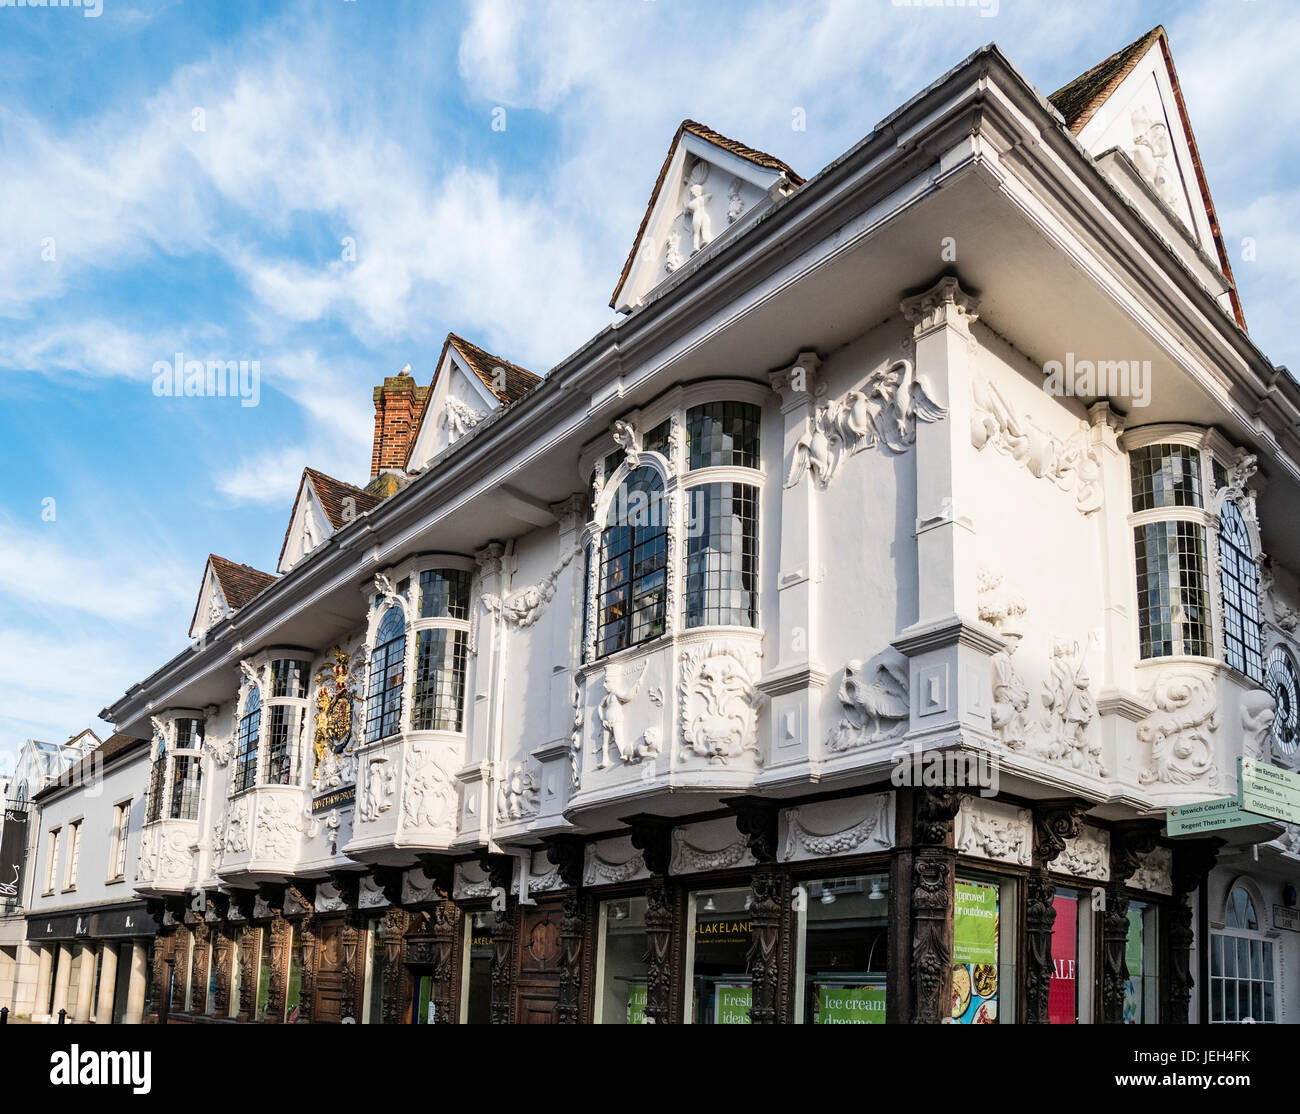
[312,647,361,792]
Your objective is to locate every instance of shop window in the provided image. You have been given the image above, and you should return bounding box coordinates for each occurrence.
[1049,889,1081,1024]
[685,886,754,1024]
[951,876,1017,1024]
[228,938,241,1018]
[364,916,384,1024]
[793,873,888,1024]
[594,896,650,1024]
[286,927,303,1023]
[1210,887,1275,1023]
[412,973,435,1024]
[254,929,272,1022]
[1123,900,1159,1024]
[461,913,494,1024]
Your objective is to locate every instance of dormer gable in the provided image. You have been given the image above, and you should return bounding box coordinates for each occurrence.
[278,467,382,573]
[188,554,276,640]
[1049,26,1244,328]
[610,120,803,314]
[404,333,540,473]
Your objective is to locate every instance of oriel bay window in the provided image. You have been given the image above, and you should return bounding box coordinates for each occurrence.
[585,391,765,662]
[169,717,204,820]
[264,659,310,784]
[411,567,472,733]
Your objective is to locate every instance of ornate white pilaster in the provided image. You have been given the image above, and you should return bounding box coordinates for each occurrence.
[894,277,996,748]
[761,351,831,766]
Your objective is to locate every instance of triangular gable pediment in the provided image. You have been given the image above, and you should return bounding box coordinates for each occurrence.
[189,560,232,640]
[1053,28,1243,326]
[405,343,507,473]
[277,473,336,573]
[611,121,802,314]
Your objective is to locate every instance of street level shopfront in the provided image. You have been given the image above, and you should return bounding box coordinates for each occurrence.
[144,786,1219,1025]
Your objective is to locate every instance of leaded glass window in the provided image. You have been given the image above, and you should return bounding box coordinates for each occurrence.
[234,687,262,794]
[419,569,472,620]
[169,755,202,820]
[1134,520,1211,658]
[597,466,667,656]
[264,704,301,785]
[411,628,469,732]
[1218,501,1263,681]
[686,402,760,470]
[366,607,406,742]
[146,735,167,822]
[1130,444,1202,511]
[684,483,758,628]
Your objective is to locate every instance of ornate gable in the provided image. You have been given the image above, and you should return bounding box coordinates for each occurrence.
[188,554,275,640]
[1050,26,1244,327]
[277,468,380,573]
[610,120,802,314]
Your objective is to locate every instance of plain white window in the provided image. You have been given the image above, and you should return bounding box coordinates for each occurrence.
[110,802,131,879]
[45,829,60,894]
[64,821,81,890]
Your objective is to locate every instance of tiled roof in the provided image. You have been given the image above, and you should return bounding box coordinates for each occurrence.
[400,334,541,471]
[276,468,384,569]
[446,334,540,404]
[1048,26,1164,135]
[32,733,149,803]
[611,119,804,309]
[209,554,276,609]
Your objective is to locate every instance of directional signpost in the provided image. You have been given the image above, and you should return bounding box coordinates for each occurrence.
[1238,758,1300,825]
[1165,797,1262,837]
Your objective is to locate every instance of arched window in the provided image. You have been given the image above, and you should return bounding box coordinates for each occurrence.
[1211,886,1275,1023]
[366,607,407,742]
[1218,501,1263,681]
[597,466,667,656]
[234,687,262,794]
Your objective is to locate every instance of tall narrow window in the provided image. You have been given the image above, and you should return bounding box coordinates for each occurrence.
[412,628,469,731]
[44,829,60,894]
[234,687,262,794]
[110,802,131,880]
[145,734,167,823]
[64,821,81,890]
[1130,443,1202,510]
[169,718,203,820]
[366,607,407,742]
[1210,887,1275,1023]
[1218,501,1264,681]
[1133,520,1211,658]
[684,483,758,628]
[597,466,667,656]
[264,705,302,785]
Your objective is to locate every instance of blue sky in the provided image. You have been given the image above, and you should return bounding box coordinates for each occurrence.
[0,0,1295,768]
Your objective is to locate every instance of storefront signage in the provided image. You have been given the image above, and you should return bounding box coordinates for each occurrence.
[1048,895,1077,1024]
[1165,796,1261,836]
[813,983,886,1024]
[952,880,999,1024]
[0,806,28,903]
[1274,906,1300,933]
[694,918,752,946]
[25,902,158,942]
[627,981,648,1024]
[714,983,752,1024]
[1238,758,1300,825]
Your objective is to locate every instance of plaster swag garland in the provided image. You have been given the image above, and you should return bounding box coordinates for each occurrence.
[785,357,947,489]
[969,378,1103,515]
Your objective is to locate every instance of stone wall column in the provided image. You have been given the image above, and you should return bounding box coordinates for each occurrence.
[33,944,53,1021]
[1025,801,1089,1023]
[51,941,73,1020]
[1163,839,1222,1024]
[124,942,149,1024]
[94,942,119,1024]
[73,944,96,1021]
[630,818,675,1025]
[1102,823,1160,1024]
[908,787,962,1024]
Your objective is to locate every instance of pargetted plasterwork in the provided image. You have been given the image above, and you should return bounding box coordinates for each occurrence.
[1137,672,1219,787]
[826,648,910,751]
[785,357,946,489]
[955,799,1033,866]
[482,546,578,629]
[669,819,755,876]
[678,640,763,765]
[779,793,894,863]
[1055,825,1111,881]
[1129,846,1173,895]
[496,762,540,821]
[970,379,1103,515]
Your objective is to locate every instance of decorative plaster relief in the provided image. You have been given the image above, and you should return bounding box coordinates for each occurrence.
[358,875,389,909]
[496,762,540,821]
[402,743,457,830]
[1241,688,1276,762]
[453,861,495,901]
[442,397,486,443]
[779,793,895,863]
[1130,846,1173,896]
[1127,107,1182,212]
[678,640,764,765]
[785,357,946,489]
[955,799,1032,866]
[1055,826,1110,881]
[979,570,1032,751]
[970,379,1102,515]
[1137,673,1219,787]
[1040,637,1104,777]
[404,867,438,905]
[827,648,909,751]
[596,661,657,769]
[483,545,579,629]
[314,882,347,913]
[311,645,363,793]
[224,801,249,855]
[669,819,754,876]
[583,838,649,887]
[256,794,303,861]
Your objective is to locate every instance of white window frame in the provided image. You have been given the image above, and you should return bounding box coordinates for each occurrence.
[44,827,60,895]
[63,818,82,891]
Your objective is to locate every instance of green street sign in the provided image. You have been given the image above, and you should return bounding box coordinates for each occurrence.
[1238,758,1300,825]
[1165,796,1261,836]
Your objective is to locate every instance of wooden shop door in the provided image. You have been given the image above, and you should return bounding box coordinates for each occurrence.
[514,903,563,1024]
[313,916,346,1023]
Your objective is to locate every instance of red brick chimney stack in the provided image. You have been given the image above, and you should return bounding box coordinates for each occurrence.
[371,365,429,478]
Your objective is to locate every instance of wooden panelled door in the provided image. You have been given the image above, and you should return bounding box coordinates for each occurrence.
[313,916,346,1023]
[514,904,563,1024]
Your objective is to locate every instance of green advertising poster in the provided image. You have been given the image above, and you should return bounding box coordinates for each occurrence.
[714,982,752,1024]
[1125,908,1143,975]
[813,983,886,1024]
[953,881,999,965]
[627,981,648,1025]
